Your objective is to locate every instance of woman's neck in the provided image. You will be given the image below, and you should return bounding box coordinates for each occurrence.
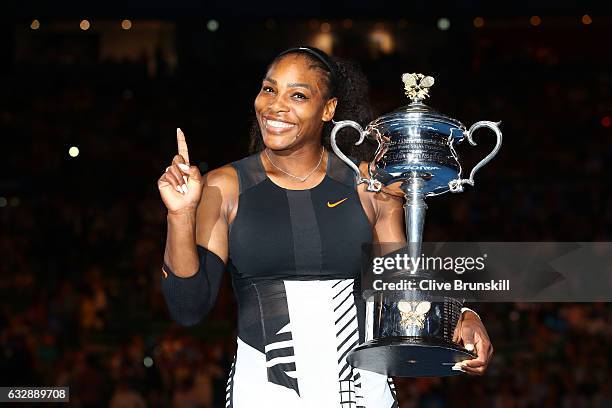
[262,144,328,188]
[265,144,324,173]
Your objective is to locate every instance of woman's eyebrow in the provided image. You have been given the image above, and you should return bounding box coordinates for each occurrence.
[287,82,312,90]
[263,77,312,90]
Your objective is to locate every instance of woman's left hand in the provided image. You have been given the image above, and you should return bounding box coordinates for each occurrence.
[452,310,494,375]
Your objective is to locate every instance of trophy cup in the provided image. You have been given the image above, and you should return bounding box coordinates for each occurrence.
[330,73,502,377]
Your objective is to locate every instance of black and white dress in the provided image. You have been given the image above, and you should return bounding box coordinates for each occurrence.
[224,152,398,407]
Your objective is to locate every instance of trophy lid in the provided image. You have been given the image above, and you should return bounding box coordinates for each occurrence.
[369,73,465,134]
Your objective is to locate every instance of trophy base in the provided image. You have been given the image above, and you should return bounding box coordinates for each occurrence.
[346,336,476,377]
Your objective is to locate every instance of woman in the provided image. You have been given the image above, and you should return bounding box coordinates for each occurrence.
[157,46,493,407]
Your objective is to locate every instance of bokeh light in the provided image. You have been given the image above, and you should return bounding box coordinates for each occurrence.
[312,32,333,54]
[437,18,450,31]
[370,28,395,54]
[207,19,219,32]
[530,16,542,26]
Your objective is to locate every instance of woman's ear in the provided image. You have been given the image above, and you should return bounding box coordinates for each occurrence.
[322,97,338,122]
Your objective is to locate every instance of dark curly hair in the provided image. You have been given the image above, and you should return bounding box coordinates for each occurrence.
[248,48,376,162]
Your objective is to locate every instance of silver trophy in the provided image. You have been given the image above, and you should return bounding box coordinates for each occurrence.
[330,73,502,377]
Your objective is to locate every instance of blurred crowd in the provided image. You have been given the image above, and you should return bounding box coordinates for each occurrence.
[1,18,611,407]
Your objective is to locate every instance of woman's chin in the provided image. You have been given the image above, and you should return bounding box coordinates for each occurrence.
[262,133,298,151]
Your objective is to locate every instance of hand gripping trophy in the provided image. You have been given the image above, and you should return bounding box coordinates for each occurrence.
[330,73,502,377]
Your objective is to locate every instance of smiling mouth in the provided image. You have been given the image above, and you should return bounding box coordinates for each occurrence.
[264,118,297,132]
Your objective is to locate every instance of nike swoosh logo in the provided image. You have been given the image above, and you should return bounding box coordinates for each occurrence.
[327,197,348,208]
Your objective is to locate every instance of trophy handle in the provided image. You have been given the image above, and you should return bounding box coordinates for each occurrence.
[448,121,502,193]
[330,120,382,192]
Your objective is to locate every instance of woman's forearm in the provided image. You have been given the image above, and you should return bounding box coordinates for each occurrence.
[163,210,199,277]
[161,209,224,327]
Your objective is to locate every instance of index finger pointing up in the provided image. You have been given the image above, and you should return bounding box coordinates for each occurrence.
[176,127,190,164]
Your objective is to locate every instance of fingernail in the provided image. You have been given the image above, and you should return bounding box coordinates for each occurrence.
[183,176,188,184]
[465,344,474,351]
[460,361,468,367]
[178,163,190,172]
[175,185,182,194]
[451,365,465,372]
[182,184,188,193]
[177,127,182,134]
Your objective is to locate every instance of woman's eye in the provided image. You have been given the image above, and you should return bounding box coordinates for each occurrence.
[262,86,274,93]
[293,92,308,99]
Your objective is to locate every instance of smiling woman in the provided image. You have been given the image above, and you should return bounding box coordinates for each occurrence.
[157,46,492,407]
[250,47,375,163]
[255,53,337,155]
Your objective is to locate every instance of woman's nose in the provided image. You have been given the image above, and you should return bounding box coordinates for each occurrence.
[269,94,289,112]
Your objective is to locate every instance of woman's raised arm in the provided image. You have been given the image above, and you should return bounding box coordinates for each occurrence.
[158,128,238,326]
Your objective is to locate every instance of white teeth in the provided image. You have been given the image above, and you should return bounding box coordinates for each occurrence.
[267,119,295,128]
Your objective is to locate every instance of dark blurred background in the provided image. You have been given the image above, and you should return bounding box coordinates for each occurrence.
[2,1,612,407]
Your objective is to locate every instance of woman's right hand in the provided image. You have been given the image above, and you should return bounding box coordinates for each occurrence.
[158,128,204,214]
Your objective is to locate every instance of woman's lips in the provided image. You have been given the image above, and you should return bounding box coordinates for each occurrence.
[264,118,297,134]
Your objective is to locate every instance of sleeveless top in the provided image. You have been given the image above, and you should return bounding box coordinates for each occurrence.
[224,151,398,408]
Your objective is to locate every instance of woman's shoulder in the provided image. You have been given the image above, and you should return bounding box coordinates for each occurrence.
[202,163,239,193]
[197,164,240,217]
[202,151,261,193]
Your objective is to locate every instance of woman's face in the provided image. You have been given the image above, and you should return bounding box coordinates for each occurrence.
[254,54,337,152]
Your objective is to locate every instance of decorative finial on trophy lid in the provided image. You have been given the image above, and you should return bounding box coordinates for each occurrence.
[402,73,435,103]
